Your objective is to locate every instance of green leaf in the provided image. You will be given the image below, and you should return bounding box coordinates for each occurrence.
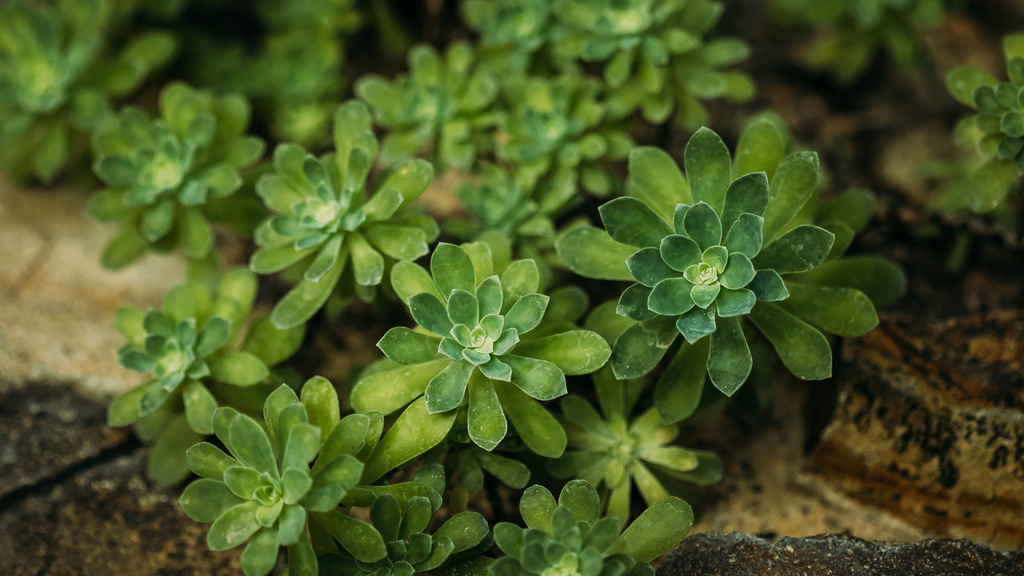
[753,225,834,274]
[432,243,477,301]
[492,380,567,459]
[228,414,278,477]
[350,359,448,415]
[654,339,709,423]
[148,415,203,486]
[618,283,658,321]
[241,527,280,576]
[660,235,702,272]
[519,485,557,533]
[946,66,998,108]
[720,172,769,236]
[786,256,905,308]
[378,328,444,365]
[271,253,346,329]
[300,376,341,445]
[512,330,611,376]
[349,232,385,287]
[715,287,756,317]
[179,479,244,522]
[436,512,490,554]
[186,442,237,481]
[364,224,430,261]
[676,306,716,344]
[627,247,682,288]
[558,480,600,525]
[776,282,879,338]
[242,315,306,367]
[310,510,387,563]
[180,208,214,259]
[607,497,693,562]
[598,197,674,248]
[211,353,269,387]
[684,127,732,213]
[102,223,148,270]
[424,360,475,413]
[555,227,635,281]
[468,372,508,451]
[627,147,691,221]
[682,202,722,251]
[392,262,444,303]
[207,500,262,551]
[735,119,786,180]
[748,302,832,380]
[610,316,678,379]
[183,380,218,434]
[504,293,549,335]
[448,290,480,328]
[107,380,152,426]
[761,152,819,242]
[361,397,458,483]
[706,316,752,396]
[500,259,540,308]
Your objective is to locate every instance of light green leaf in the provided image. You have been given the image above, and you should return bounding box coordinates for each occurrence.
[512,330,611,375]
[211,353,269,387]
[607,497,693,562]
[748,302,832,381]
[350,359,448,415]
[684,127,732,214]
[555,227,635,281]
[492,380,566,459]
[627,147,691,221]
[361,397,457,483]
[761,152,819,242]
[776,282,879,338]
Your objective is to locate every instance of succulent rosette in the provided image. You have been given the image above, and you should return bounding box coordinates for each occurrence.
[0,0,175,182]
[549,367,722,521]
[351,238,611,458]
[88,82,265,269]
[490,480,693,576]
[356,41,502,170]
[938,33,1024,214]
[557,122,900,420]
[108,268,306,485]
[250,100,438,329]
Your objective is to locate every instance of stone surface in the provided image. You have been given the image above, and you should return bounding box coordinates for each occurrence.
[658,532,1024,576]
[0,181,183,398]
[0,451,245,576]
[0,381,130,500]
[806,312,1024,550]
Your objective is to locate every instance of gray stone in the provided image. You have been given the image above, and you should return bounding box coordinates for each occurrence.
[657,532,1024,576]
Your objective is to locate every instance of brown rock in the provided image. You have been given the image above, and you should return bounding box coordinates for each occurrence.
[806,313,1024,549]
[658,532,1024,576]
[0,381,130,500]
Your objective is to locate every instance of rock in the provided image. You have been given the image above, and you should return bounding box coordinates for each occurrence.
[0,381,246,575]
[658,532,1024,576]
[0,381,130,500]
[0,182,183,399]
[806,312,1024,550]
[0,452,245,576]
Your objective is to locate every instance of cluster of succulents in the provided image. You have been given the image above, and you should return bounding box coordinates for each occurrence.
[938,34,1024,214]
[771,0,947,82]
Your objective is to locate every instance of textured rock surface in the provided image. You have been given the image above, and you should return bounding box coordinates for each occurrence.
[807,312,1024,549]
[0,182,183,398]
[0,381,130,500]
[658,532,1024,576]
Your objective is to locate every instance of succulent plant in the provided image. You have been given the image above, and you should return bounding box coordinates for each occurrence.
[351,238,611,458]
[497,74,633,197]
[257,0,362,35]
[107,268,306,484]
[356,42,502,171]
[87,82,264,269]
[0,0,174,182]
[491,480,693,576]
[938,34,1024,214]
[556,122,888,413]
[771,0,946,83]
[251,100,438,330]
[549,367,721,521]
[315,485,493,576]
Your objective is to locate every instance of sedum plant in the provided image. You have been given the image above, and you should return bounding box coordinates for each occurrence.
[107,268,305,485]
[491,480,693,576]
[939,34,1024,214]
[356,41,501,171]
[551,0,755,127]
[88,82,265,269]
[351,239,611,459]
[251,100,438,330]
[549,367,722,521]
[0,0,174,182]
[556,122,886,416]
[497,74,633,198]
[771,0,946,83]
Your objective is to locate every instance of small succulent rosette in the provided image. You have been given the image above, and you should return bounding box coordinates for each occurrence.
[497,74,633,198]
[557,122,901,418]
[356,41,502,171]
[178,379,368,576]
[462,0,553,59]
[771,0,945,83]
[549,367,722,521]
[88,82,265,269]
[0,0,174,182]
[491,480,693,576]
[549,0,754,127]
[107,268,305,484]
[351,238,611,459]
[315,473,493,576]
[250,100,439,330]
[939,33,1024,213]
